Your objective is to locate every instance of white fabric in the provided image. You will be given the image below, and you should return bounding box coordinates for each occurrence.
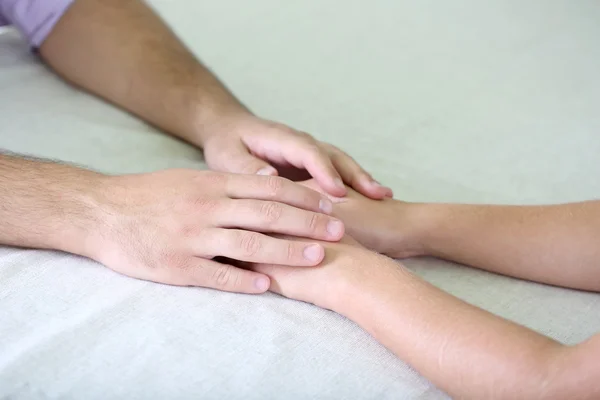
[1,1,600,398]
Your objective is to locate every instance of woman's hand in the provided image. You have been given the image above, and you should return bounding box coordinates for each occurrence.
[299,179,429,258]
[250,235,403,310]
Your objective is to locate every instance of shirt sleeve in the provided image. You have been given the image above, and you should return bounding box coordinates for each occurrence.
[0,0,75,47]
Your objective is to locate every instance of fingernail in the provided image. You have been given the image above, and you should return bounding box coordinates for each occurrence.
[257,166,277,176]
[334,178,344,189]
[319,198,333,214]
[371,180,393,197]
[254,277,270,291]
[303,244,323,263]
[327,219,344,237]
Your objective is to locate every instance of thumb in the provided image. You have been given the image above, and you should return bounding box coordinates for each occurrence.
[224,142,278,176]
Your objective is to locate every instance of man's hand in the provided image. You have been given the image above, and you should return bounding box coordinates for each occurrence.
[39,0,391,201]
[201,115,394,200]
[299,179,427,258]
[82,170,345,294]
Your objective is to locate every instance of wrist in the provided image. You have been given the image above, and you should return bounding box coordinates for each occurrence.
[325,247,405,315]
[411,203,457,258]
[383,201,438,258]
[191,107,253,148]
[45,171,110,259]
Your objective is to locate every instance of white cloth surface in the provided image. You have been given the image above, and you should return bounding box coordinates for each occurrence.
[1,1,600,398]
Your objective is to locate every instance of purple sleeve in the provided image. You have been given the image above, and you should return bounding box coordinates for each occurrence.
[0,0,75,47]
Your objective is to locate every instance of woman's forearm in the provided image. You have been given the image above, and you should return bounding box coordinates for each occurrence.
[334,256,600,399]
[415,201,600,291]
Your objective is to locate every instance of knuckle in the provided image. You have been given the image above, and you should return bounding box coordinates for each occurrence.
[194,171,225,187]
[322,142,338,153]
[296,130,314,141]
[264,176,284,197]
[307,213,322,232]
[239,232,262,257]
[211,264,234,288]
[183,195,219,213]
[180,222,203,238]
[305,142,323,154]
[207,172,226,185]
[161,251,187,270]
[286,242,297,262]
[260,201,283,223]
[305,145,328,163]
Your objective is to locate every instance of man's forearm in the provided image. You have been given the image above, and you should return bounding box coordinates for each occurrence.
[38,0,248,147]
[334,257,600,399]
[412,201,600,291]
[0,153,103,256]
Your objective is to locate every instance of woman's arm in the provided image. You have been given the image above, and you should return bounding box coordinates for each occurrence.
[300,180,600,291]
[415,201,600,291]
[253,242,600,399]
[338,254,600,399]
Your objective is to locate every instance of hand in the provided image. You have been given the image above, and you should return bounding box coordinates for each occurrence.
[201,114,393,200]
[249,237,403,311]
[300,179,428,258]
[84,169,346,294]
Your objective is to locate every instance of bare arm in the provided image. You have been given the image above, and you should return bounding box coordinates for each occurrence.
[39,0,245,147]
[0,153,350,293]
[36,0,392,199]
[253,242,600,399]
[0,152,102,256]
[299,180,600,291]
[342,252,600,400]
[417,201,600,291]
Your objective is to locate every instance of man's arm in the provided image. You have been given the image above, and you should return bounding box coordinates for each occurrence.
[252,242,600,399]
[38,0,244,147]
[0,153,102,256]
[0,153,348,293]
[36,0,392,199]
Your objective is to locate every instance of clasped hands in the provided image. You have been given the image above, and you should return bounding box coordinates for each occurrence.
[83,114,400,299]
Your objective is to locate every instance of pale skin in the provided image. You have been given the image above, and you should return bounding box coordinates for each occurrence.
[251,180,600,399]
[0,0,393,292]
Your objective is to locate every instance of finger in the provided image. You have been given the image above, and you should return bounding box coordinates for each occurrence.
[218,141,279,176]
[331,150,393,200]
[216,199,345,241]
[247,129,348,198]
[247,263,287,296]
[151,257,271,294]
[298,179,345,203]
[194,229,325,267]
[225,174,334,215]
[278,139,348,198]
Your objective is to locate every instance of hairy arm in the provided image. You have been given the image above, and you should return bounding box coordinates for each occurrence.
[254,243,600,399]
[38,0,246,147]
[34,1,393,200]
[0,153,102,257]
